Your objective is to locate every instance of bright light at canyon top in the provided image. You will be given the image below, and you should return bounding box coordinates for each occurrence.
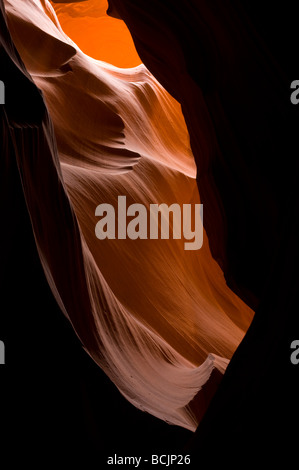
[51,0,142,67]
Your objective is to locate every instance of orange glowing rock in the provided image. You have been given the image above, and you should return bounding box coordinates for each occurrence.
[51,0,141,67]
